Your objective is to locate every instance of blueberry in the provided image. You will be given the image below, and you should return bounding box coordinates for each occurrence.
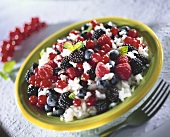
[84,49,94,60]
[47,94,59,107]
[109,50,119,61]
[79,80,88,89]
[109,61,115,72]
[44,104,53,112]
[104,22,116,29]
[53,107,65,116]
[97,79,110,90]
[77,88,87,99]
[46,89,57,96]
[81,23,90,31]
[119,26,130,32]
[110,74,119,85]
[53,68,61,76]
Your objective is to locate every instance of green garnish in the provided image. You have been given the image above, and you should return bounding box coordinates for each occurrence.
[69,93,75,99]
[64,42,84,51]
[40,49,45,57]
[0,60,16,80]
[119,46,128,55]
[82,24,92,34]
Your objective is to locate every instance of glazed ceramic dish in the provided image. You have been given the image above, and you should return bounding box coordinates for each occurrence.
[15,17,163,131]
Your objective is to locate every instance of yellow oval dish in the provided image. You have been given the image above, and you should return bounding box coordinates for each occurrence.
[15,17,163,131]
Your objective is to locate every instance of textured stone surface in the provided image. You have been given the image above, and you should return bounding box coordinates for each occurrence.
[0,0,170,137]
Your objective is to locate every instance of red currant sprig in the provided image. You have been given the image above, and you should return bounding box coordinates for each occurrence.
[0,17,47,63]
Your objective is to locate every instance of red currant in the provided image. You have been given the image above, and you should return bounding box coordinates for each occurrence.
[76,63,84,72]
[38,95,47,105]
[50,76,58,83]
[81,73,90,81]
[86,40,96,49]
[34,79,41,87]
[76,36,84,42]
[36,102,44,109]
[29,75,35,85]
[48,53,57,60]
[98,50,106,56]
[70,30,80,35]
[128,29,138,38]
[124,36,133,44]
[101,55,110,64]
[131,38,140,49]
[91,53,102,63]
[111,27,119,36]
[52,42,63,52]
[86,32,92,39]
[56,80,68,89]
[97,34,112,47]
[29,95,38,105]
[90,20,100,29]
[40,79,52,88]
[86,96,96,106]
[73,99,82,107]
[101,44,111,53]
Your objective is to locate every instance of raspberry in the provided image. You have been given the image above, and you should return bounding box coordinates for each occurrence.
[114,63,132,80]
[66,67,80,79]
[97,34,112,47]
[116,55,129,64]
[95,62,110,78]
[38,65,53,79]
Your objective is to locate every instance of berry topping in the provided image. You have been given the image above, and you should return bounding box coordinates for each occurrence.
[38,95,47,105]
[96,78,110,90]
[25,70,34,83]
[106,87,119,103]
[29,95,38,105]
[129,58,144,75]
[58,92,73,109]
[92,29,105,40]
[104,22,116,29]
[109,50,119,61]
[128,29,138,38]
[87,68,96,80]
[95,62,110,78]
[27,85,38,97]
[77,88,87,99]
[135,54,149,65]
[60,56,72,70]
[44,104,53,112]
[53,107,65,116]
[91,53,102,63]
[84,49,94,60]
[69,50,84,63]
[56,80,68,89]
[66,67,80,79]
[114,63,132,80]
[73,99,82,106]
[97,34,112,47]
[116,55,129,64]
[94,100,109,114]
[86,40,96,49]
[81,73,90,81]
[86,96,96,106]
[38,65,53,79]
[111,27,119,36]
[47,94,59,107]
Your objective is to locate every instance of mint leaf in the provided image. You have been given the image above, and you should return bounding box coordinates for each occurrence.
[0,71,9,80]
[120,46,128,55]
[73,42,84,50]
[63,42,74,51]
[3,60,16,73]
[68,93,75,99]
[40,49,45,57]
[82,24,92,34]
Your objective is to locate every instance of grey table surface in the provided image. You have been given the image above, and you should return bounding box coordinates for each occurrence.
[0,0,170,137]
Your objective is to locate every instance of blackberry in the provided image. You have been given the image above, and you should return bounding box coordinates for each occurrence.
[94,100,109,114]
[30,63,38,72]
[58,92,73,109]
[27,85,38,97]
[87,68,96,80]
[44,104,53,112]
[135,54,149,65]
[125,44,137,51]
[106,87,119,103]
[119,26,130,32]
[25,70,34,83]
[69,50,84,63]
[60,56,73,69]
[130,58,144,75]
[92,29,105,40]
[80,46,87,52]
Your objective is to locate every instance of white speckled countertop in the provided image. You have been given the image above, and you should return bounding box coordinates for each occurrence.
[0,0,170,137]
